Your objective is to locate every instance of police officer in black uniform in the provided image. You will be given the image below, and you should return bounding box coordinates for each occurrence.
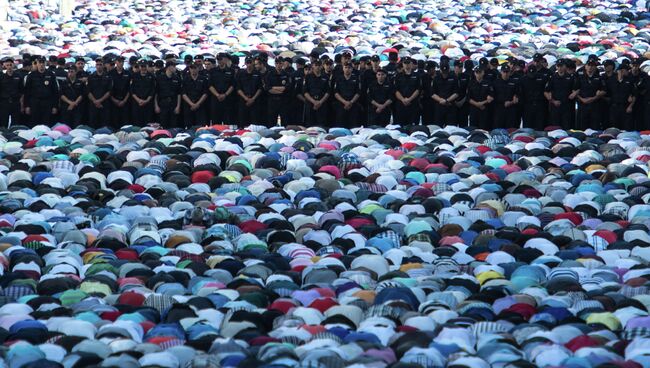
[468,66,494,129]
[421,61,437,125]
[431,62,459,125]
[493,64,520,129]
[155,61,182,127]
[521,64,548,130]
[333,63,361,127]
[544,59,578,129]
[109,56,131,128]
[87,57,113,128]
[291,58,307,124]
[130,60,156,125]
[454,60,471,126]
[264,58,292,126]
[59,67,85,126]
[254,55,270,126]
[606,63,636,131]
[393,56,421,125]
[367,68,394,125]
[576,59,606,130]
[0,58,24,127]
[236,56,263,126]
[181,64,208,127]
[24,56,59,126]
[208,53,235,124]
[303,60,331,126]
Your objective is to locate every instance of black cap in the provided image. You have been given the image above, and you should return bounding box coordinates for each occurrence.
[116,56,125,62]
[376,68,387,74]
[440,63,450,71]
[216,52,230,60]
[587,59,599,66]
[94,57,104,63]
[474,65,486,73]
[632,58,642,66]
[138,60,148,66]
[165,60,177,68]
[194,54,204,60]
[501,64,511,72]
[479,57,489,66]
[604,59,615,67]
[48,55,58,63]
[370,55,380,62]
[489,58,499,66]
[533,53,544,61]
[556,59,566,67]
[388,52,398,61]
[74,56,85,63]
[57,57,66,66]
[154,60,165,68]
[617,63,630,71]
[184,55,193,62]
[1,57,13,63]
[425,60,438,69]
[244,56,254,63]
[402,56,413,63]
[296,58,306,65]
[128,56,139,65]
[309,50,321,58]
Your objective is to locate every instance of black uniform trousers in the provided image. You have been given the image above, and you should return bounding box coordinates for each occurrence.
[334,101,359,127]
[30,99,54,126]
[182,100,207,127]
[578,102,601,130]
[132,99,153,125]
[158,97,178,128]
[549,101,573,129]
[434,103,457,126]
[368,104,392,125]
[494,104,519,129]
[469,105,492,130]
[394,101,419,125]
[237,96,262,126]
[111,99,130,129]
[0,99,21,127]
[421,100,435,125]
[523,101,547,130]
[88,101,111,128]
[60,103,84,127]
[456,100,469,126]
[210,95,233,124]
[305,100,329,126]
[267,95,291,126]
[610,103,633,131]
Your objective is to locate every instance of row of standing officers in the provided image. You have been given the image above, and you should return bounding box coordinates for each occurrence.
[0,52,648,131]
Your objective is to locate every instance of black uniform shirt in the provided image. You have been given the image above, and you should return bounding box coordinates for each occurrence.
[0,72,23,101]
[24,70,59,107]
[545,73,576,101]
[494,76,519,103]
[576,73,604,99]
[236,69,262,97]
[432,73,458,99]
[210,67,235,93]
[468,79,493,103]
[61,78,85,102]
[606,76,636,105]
[87,71,113,98]
[264,70,291,97]
[156,73,181,100]
[304,73,331,99]
[368,80,394,104]
[522,71,548,103]
[110,69,131,99]
[334,74,361,100]
[182,75,208,102]
[130,73,156,99]
[394,71,421,97]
